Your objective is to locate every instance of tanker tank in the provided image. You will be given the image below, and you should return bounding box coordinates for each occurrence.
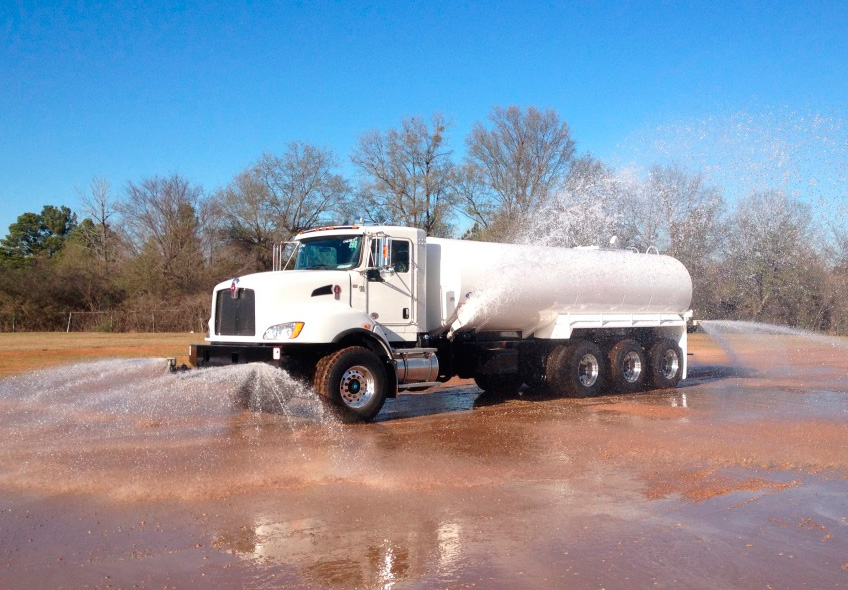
[425,238,693,337]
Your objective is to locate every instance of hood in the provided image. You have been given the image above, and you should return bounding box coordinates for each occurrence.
[215,270,351,300]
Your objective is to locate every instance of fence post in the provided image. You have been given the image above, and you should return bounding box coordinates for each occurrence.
[67,312,72,333]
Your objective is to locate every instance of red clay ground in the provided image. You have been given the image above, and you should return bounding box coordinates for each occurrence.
[1,330,847,588]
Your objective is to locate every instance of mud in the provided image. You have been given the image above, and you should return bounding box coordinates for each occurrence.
[2,330,848,588]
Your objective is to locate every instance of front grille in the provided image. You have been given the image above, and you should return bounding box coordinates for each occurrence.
[215,288,256,336]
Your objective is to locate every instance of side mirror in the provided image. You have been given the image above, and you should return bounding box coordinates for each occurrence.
[375,237,392,268]
[366,268,383,282]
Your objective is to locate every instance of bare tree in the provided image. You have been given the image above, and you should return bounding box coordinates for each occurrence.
[76,176,119,264]
[352,113,456,236]
[625,164,725,265]
[263,143,350,236]
[721,190,825,327]
[465,105,576,238]
[214,168,278,271]
[826,204,848,268]
[215,143,349,272]
[454,163,496,235]
[119,174,208,296]
[820,204,848,332]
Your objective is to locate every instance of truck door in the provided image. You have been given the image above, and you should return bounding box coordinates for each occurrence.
[367,238,414,326]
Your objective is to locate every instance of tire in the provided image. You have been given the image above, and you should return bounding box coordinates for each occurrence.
[546,341,606,398]
[648,339,683,389]
[474,373,522,397]
[608,339,647,393]
[313,346,388,421]
[519,353,548,394]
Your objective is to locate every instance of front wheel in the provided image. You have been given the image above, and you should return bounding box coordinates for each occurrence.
[313,347,388,421]
[648,339,683,389]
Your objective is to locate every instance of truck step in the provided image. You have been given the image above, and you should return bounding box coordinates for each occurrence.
[392,348,438,357]
[397,381,442,390]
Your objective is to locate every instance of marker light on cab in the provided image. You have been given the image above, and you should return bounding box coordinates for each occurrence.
[263,322,304,340]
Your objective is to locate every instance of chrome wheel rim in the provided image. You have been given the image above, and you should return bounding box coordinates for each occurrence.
[660,350,679,379]
[578,354,599,387]
[622,351,643,383]
[339,365,376,408]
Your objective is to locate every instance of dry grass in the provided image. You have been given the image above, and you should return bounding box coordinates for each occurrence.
[0,332,201,379]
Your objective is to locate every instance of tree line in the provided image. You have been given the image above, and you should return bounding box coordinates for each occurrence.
[2,105,847,333]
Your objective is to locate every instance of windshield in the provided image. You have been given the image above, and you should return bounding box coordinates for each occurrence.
[294,235,364,270]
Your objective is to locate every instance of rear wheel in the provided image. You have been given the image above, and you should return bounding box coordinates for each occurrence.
[546,341,606,398]
[313,346,388,421]
[608,339,647,393]
[648,339,683,389]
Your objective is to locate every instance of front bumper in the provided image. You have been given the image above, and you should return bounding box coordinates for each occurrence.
[191,343,277,367]
[190,343,327,376]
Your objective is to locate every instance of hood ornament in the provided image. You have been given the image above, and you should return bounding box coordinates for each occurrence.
[230,277,240,299]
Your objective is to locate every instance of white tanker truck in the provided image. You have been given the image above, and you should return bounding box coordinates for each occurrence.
[191,225,693,421]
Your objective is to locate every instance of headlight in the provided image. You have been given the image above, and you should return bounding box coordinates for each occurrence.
[263,322,304,340]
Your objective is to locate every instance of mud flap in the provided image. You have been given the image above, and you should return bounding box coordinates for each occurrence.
[476,347,519,375]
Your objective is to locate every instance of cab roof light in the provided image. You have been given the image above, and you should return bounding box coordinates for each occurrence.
[297,225,360,235]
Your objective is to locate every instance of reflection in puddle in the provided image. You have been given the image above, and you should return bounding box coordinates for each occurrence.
[437,521,462,570]
[669,392,688,408]
[216,514,462,589]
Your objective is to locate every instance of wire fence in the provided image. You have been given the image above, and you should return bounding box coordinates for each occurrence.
[0,308,209,333]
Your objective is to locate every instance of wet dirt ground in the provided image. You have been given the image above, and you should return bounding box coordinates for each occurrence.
[1,329,848,589]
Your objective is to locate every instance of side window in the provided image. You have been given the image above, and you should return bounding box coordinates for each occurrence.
[392,240,410,273]
[369,239,379,267]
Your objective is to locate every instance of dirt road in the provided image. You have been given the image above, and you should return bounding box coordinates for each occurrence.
[1,328,847,588]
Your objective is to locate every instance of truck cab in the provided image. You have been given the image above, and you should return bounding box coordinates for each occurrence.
[202,225,425,344]
[192,226,439,421]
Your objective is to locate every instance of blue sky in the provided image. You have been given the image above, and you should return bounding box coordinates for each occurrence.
[2,0,847,234]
